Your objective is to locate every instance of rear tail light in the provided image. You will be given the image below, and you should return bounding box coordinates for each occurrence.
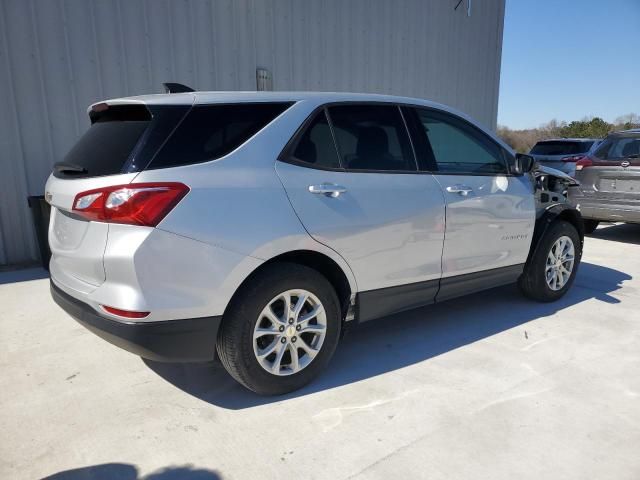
[72,182,189,226]
[100,305,150,319]
[575,157,594,171]
[562,155,587,162]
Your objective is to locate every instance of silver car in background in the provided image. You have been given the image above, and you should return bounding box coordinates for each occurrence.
[47,91,583,395]
[530,138,600,176]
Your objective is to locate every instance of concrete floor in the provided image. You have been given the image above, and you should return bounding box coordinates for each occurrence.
[1,223,639,480]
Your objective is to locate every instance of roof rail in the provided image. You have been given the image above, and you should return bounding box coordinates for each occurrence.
[162,82,195,93]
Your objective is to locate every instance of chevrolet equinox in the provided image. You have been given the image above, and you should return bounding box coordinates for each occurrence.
[48,91,584,394]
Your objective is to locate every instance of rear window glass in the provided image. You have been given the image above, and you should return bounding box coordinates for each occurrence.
[593,136,640,160]
[57,105,151,178]
[149,103,291,169]
[530,141,593,155]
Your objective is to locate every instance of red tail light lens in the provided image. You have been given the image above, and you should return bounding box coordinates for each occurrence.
[575,157,593,171]
[72,182,189,226]
[101,305,150,319]
[562,155,586,162]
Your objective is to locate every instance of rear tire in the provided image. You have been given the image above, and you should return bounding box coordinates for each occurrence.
[519,220,581,302]
[216,263,341,395]
[583,219,599,234]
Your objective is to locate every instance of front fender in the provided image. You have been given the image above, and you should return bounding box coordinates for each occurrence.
[527,204,584,265]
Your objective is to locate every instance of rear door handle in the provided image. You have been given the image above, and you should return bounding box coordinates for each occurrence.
[308,183,347,198]
[445,184,473,196]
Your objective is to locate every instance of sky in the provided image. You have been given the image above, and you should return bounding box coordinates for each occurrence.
[498,0,640,130]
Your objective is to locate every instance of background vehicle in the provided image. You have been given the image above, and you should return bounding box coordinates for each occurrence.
[569,129,640,233]
[530,138,600,176]
[48,91,584,395]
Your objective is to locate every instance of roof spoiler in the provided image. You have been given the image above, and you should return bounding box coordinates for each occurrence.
[163,82,195,93]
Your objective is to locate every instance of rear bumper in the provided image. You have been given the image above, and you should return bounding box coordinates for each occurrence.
[576,202,640,224]
[51,281,221,362]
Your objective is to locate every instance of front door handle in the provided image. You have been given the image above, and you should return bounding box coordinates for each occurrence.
[308,183,347,198]
[446,184,473,196]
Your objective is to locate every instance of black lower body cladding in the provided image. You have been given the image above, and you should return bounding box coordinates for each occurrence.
[50,281,221,362]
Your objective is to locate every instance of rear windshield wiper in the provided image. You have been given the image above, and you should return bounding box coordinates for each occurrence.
[626,154,640,159]
[54,162,88,175]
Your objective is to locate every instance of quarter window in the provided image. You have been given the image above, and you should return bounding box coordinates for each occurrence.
[413,109,507,174]
[150,103,291,169]
[291,110,341,169]
[327,105,416,171]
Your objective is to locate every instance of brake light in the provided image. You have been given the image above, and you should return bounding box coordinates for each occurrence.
[575,158,594,171]
[72,182,189,226]
[561,155,586,162]
[101,305,150,319]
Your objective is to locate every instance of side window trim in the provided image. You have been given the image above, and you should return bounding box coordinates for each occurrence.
[397,106,420,171]
[410,106,510,176]
[401,106,439,172]
[323,106,345,169]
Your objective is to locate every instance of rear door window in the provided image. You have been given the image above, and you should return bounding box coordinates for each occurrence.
[327,105,416,172]
[56,105,151,178]
[289,110,341,169]
[149,103,292,169]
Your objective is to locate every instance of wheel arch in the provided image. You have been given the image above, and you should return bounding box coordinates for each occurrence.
[224,249,356,324]
[528,204,584,265]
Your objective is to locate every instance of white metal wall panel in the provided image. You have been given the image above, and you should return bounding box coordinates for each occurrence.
[0,0,505,265]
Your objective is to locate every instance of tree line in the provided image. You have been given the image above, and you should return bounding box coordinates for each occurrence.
[497,113,640,153]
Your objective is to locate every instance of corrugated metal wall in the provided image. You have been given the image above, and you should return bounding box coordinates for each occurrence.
[0,0,505,266]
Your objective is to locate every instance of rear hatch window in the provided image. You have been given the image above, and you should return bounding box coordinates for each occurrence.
[530,141,594,156]
[54,105,152,178]
[593,135,640,160]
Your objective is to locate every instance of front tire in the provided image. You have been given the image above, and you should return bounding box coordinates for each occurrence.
[216,263,341,395]
[519,220,581,302]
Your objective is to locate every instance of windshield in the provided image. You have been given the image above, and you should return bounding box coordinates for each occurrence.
[530,141,594,156]
[593,136,640,160]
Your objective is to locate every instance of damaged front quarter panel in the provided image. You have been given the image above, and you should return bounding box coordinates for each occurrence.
[525,165,584,265]
[533,165,580,215]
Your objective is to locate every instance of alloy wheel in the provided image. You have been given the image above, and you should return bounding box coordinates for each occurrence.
[252,289,327,376]
[545,235,575,291]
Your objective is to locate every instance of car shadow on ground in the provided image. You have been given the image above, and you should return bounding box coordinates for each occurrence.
[588,223,640,245]
[144,261,631,409]
[42,463,222,480]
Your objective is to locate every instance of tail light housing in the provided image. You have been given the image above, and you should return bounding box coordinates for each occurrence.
[562,155,587,162]
[575,157,594,171]
[72,182,189,226]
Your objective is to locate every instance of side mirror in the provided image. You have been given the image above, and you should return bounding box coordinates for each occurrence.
[513,153,535,175]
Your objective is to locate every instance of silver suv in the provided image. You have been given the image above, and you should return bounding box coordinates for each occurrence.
[48,92,584,395]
